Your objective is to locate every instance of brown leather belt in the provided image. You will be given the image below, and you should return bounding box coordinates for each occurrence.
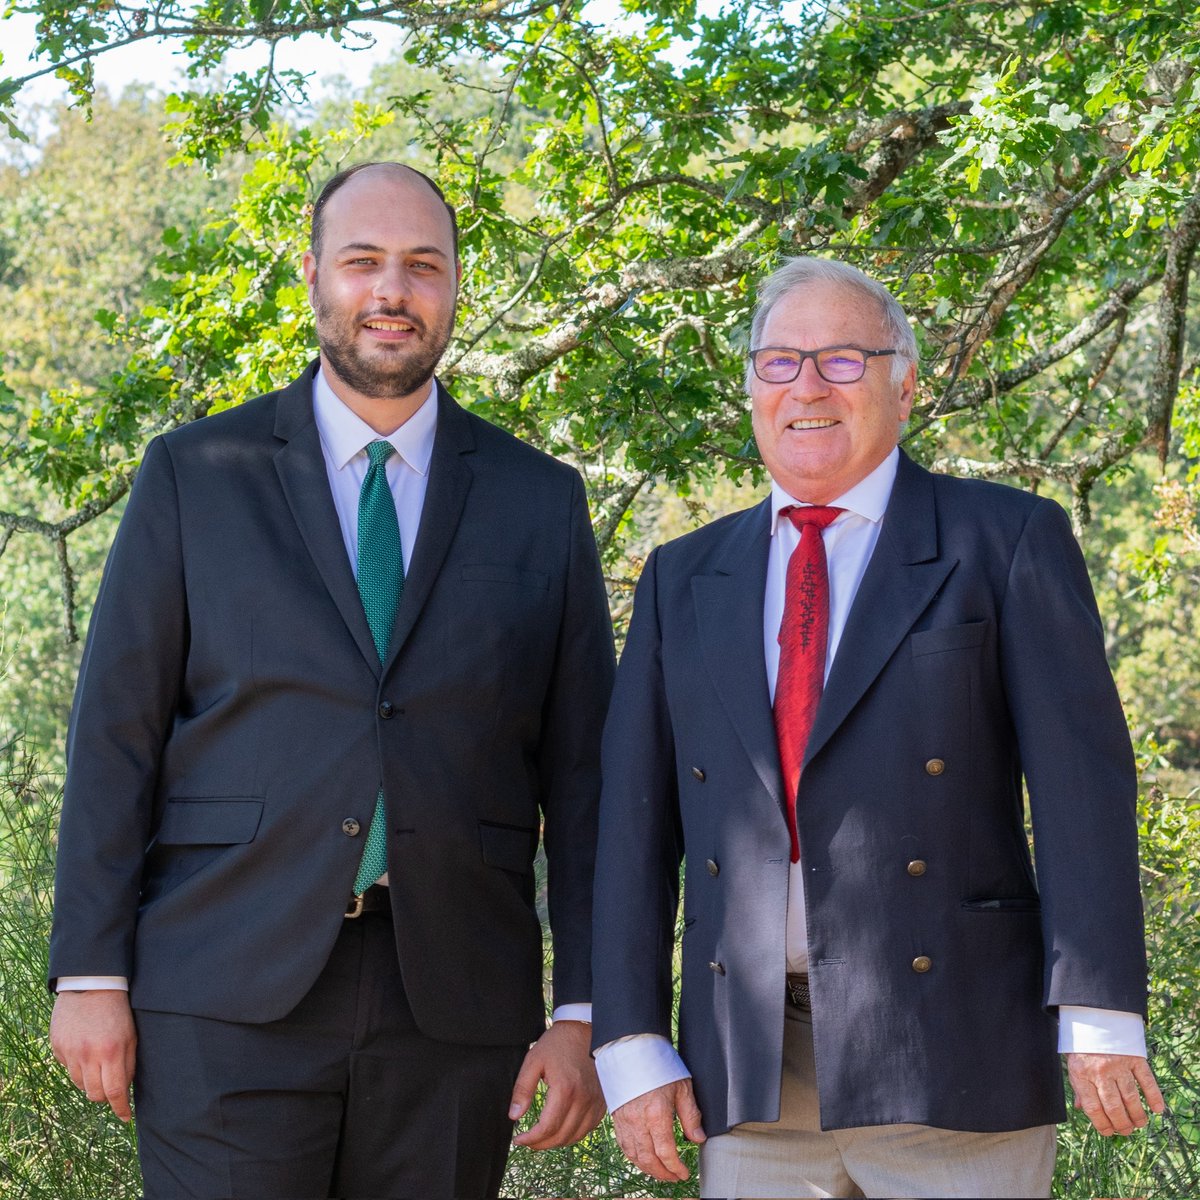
[786,973,810,1009]
[344,884,391,919]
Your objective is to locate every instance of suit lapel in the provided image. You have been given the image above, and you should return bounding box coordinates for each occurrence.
[383,381,474,672]
[804,452,956,765]
[272,364,381,674]
[692,500,785,809]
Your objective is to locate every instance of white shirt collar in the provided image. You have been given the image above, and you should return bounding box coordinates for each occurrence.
[312,366,437,476]
[769,446,900,535]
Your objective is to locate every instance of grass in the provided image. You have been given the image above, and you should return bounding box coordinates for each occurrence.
[2,738,1196,1198]
[505,1121,698,1199]
[0,740,139,1199]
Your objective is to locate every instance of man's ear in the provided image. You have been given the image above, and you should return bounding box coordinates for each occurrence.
[302,250,318,301]
[898,361,917,421]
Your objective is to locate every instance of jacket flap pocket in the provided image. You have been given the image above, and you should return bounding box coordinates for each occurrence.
[961,896,1041,913]
[478,821,537,874]
[911,619,989,657]
[461,564,550,590]
[156,798,264,846]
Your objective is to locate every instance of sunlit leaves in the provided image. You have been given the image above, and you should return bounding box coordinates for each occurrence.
[3,0,1199,539]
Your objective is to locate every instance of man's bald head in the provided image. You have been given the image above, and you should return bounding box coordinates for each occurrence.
[310,162,459,265]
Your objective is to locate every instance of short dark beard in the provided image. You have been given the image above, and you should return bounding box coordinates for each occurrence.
[312,289,455,401]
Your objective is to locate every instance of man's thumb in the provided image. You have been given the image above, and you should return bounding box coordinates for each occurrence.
[677,1082,706,1143]
[508,1059,539,1119]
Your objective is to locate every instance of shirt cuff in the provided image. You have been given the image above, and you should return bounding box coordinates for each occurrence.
[55,976,129,992]
[1057,1006,1146,1056]
[593,1032,691,1113]
[552,1003,592,1024]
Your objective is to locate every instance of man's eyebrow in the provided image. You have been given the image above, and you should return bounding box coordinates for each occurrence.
[335,241,450,259]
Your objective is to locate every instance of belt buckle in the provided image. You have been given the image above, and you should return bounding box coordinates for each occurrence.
[787,976,810,1009]
[345,893,365,919]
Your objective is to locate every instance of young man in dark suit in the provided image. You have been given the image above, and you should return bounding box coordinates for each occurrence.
[49,161,614,1199]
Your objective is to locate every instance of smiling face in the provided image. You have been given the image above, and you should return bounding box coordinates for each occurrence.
[750,280,915,504]
[303,164,460,429]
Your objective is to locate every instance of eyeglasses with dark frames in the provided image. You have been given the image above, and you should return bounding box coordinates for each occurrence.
[749,346,898,385]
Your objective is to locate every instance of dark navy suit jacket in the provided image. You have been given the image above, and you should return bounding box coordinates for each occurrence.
[592,451,1145,1133]
[51,363,615,1044]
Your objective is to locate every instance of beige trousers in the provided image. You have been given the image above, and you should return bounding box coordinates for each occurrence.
[699,1004,1056,1199]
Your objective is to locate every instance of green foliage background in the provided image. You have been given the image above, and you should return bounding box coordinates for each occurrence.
[1,0,1199,1195]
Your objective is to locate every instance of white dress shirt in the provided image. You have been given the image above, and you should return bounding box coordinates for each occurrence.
[594,447,1144,1114]
[312,367,436,594]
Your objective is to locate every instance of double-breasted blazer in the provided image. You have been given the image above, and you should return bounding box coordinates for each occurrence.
[50,363,615,1046]
[592,451,1147,1134]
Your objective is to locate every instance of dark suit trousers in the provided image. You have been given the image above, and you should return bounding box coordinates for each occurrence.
[132,907,527,1199]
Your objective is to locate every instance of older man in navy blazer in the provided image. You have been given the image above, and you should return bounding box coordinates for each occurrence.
[48,162,615,1199]
[591,257,1162,1198]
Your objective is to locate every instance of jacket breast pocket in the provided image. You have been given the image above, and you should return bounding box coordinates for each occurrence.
[460,564,550,590]
[911,619,989,657]
[153,797,264,846]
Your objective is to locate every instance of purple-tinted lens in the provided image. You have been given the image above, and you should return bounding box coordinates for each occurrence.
[758,351,803,381]
[818,350,867,382]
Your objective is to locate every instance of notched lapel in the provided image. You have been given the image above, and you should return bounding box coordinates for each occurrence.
[383,383,474,672]
[692,501,784,809]
[805,454,955,765]
[272,369,381,674]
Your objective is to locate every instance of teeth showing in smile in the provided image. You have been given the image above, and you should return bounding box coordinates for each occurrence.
[788,418,838,429]
[364,320,414,331]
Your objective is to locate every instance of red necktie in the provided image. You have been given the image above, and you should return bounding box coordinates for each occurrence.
[774,505,843,863]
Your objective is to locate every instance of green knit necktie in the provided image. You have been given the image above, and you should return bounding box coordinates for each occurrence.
[353,439,404,896]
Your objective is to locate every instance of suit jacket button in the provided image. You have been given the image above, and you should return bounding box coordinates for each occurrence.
[378,701,396,719]
[706,858,719,876]
[925,758,945,776]
[692,766,706,782]
[912,955,933,973]
[342,818,361,837]
[907,859,927,877]
[709,961,725,975]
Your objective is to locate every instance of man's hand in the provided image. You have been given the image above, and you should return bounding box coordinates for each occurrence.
[509,1020,605,1149]
[611,1077,706,1182]
[1066,1052,1165,1136]
[49,990,137,1122]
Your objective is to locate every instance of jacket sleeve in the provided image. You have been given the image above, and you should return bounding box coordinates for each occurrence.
[537,468,616,1008]
[998,497,1147,1017]
[49,436,188,983]
[591,547,685,1048]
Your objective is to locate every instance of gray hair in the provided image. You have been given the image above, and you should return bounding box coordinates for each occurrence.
[746,257,919,389]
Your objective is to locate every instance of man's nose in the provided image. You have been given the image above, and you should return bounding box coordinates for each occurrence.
[372,261,412,305]
[788,355,831,401]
